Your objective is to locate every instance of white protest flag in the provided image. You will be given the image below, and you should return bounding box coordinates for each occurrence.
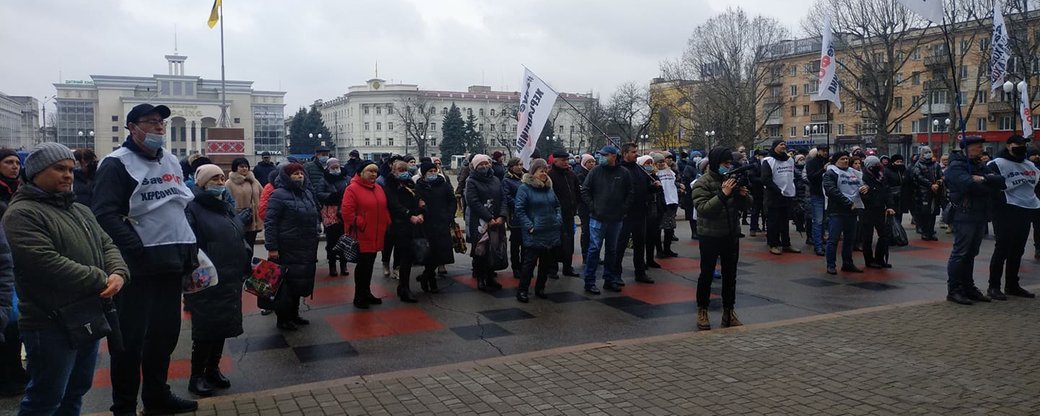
[990,0,1010,97]
[514,68,559,169]
[816,16,842,110]
[895,0,944,23]
[1020,81,1034,138]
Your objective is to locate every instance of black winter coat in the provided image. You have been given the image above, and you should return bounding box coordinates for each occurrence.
[253,161,277,187]
[581,164,633,222]
[575,166,592,217]
[909,159,944,216]
[548,165,580,216]
[502,172,523,228]
[862,169,894,213]
[883,165,912,213]
[185,187,251,341]
[73,168,95,207]
[263,169,319,301]
[415,176,456,265]
[619,160,652,216]
[465,169,507,243]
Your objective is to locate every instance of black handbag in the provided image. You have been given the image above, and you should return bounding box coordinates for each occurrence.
[888,215,909,247]
[333,222,361,263]
[28,294,114,349]
[411,235,431,266]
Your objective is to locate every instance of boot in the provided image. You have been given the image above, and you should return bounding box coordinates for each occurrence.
[516,289,529,303]
[398,286,418,303]
[721,308,743,328]
[188,343,214,397]
[477,274,488,291]
[419,274,431,293]
[205,344,231,389]
[428,275,440,293]
[329,259,338,277]
[340,259,349,276]
[946,288,973,305]
[1006,285,1037,298]
[697,307,710,330]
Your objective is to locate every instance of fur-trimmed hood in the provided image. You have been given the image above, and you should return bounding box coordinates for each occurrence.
[521,173,552,189]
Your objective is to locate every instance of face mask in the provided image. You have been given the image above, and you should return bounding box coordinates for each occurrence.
[397,172,412,181]
[642,165,653,173]
[596,155,608,166]
[206,185,226,196]
[476,166,491,175]
[408,165,417,174]
[1011,147,1027,158]
[718,165,730,175]
[292,178,305,186]
[143,133,165,151]
[319,156,330,164]
[426,174,442,182]
[329,169,341,175]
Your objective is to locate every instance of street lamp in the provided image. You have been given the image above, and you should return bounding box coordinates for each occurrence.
[78,130,94,147]
[1003,80,1026,134]
[704,131,716,150]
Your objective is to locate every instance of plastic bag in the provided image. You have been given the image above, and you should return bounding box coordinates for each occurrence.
[183,250,219,294]
[888,215,909,247]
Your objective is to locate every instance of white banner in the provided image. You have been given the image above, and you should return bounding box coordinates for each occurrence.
[990,0,1010,96]
[514,68,559,169]
[896,0,944,23]
[1020,81,1033,138]
[816,16,842,110]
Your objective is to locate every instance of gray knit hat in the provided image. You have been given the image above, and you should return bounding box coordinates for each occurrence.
[25,142,75,180]
[529,158,548,173]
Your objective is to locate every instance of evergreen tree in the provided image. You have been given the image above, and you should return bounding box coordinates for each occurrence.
[288,107,309,154]
[535,121,564,158]
[464,113,486,155]
[440,103,466,157]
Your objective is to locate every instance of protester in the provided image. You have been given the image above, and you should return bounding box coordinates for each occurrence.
[384,159,424,302]
[860,156,895,268]
[616,143,656,284]
[581,145,633,294]
[761,140,799,254]
[548,151,581,277]
[501,158,524,278]
[7,143,129,414]
[93,104,199,415]
[305,144,331,194]
[183,164,250,397]
[822,151,865,275]
[227,157,263,248]
[793,154,810,238]
[264,163,320,330]
[884,154,911,225]
[341,162,390,309]
[343,149,363,179]
[985,135,1038,300]
[747,150,767,237]
[318,158,350,276]
[575,154,596,263]
[72,148,98,206]
[466,154,507,291]
[514,158,562,302]
[807,145,831,256]
[253,151,276,187]
[911,146,943,241]
[944,137,1006,305]
[655,153,681,258]
[491,151,507,180]
[639,155,665,269]
[0,147,23,397]
[692,148,751,330]
[414,161,456,293]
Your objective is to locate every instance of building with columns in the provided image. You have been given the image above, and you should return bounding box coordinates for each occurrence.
[318,79,597,161]
[52,54,286,158]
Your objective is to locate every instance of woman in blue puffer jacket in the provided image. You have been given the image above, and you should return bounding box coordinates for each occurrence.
[263,163,320,331]
[513,158,562,303]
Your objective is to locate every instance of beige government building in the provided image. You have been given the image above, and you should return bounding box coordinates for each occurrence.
[53,54,286,158]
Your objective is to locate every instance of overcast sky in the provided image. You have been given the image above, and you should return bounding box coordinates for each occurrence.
[1,0,814,115]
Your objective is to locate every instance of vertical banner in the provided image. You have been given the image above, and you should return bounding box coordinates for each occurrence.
[816,16,842,110]
[1020,81,1033,138]
[990,0,1010,96]
[895,0,945,23]
[514,68,559,169]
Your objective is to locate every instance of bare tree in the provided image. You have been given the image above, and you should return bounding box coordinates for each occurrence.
[395,94,436,157]
[662,7,790,149]
[1004,0,1040,117]
[605,81,655,145]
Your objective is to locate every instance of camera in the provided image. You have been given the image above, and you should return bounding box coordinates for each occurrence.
[724,163,756,188]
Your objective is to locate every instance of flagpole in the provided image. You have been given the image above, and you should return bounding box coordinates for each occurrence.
[521,65,617,147]
[218,1,228,128]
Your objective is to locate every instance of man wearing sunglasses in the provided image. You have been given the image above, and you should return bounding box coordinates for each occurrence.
[92,104,199,415]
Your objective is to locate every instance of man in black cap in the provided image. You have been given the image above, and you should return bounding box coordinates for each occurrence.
[305,144,331,193]
[760,140,799,254]
[805,145,830,256]
[944,136,1006,305]
[985,135,1038,300]
[548,151,581,277]
[93,103,199,414]
[343,149,363,179]
[253,151,276,187]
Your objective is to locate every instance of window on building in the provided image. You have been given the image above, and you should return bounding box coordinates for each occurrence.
[961,38,970,54]
[790,85,797,96]
[837,124,845,135]
[802,105,810,116]
[376,122,382,131]
[912,95,921,106]
[365,138,371,146]
[912,72,921,85]
[467,108,472,116]
[363,105,369,115]
[894,97,903,109]
[376,138,382,146]
[364,122,370,131]
[112,136,119,143]
[111,126,119,132]
[388,122,394,131]
[893,122,903,133]
[490,109,496,117]
[234,118,240,124]
[768,126,781,137]
[111,115,119,122]
[431,137,437,146]
[999,116,1013,130]
[790,126,797,137]
[376,107,382,115]
[442,107,448,115]
[479,108,485,116]
[387,105,393,115]
[975,90,988,104]
[491,124,496,132]
[931,90,948,105]
[480,124,485,131]
[388,138,394,146]
[790,106,797,117]
[977,117,987,131]
[960,65,969,78]
[855,101,863,112]
[430,122,436,130]
[980,38,991,51]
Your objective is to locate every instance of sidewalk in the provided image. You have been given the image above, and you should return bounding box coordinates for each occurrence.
[177,292,1040,416]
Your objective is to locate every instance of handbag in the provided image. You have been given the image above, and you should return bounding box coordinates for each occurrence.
[333,233,361,263]
[320,205,341,227]
[183,250,219,294]
[450,222,467,254]
[411,233,431,266]
[246,257,285,301]
[888,215,909,247]
[43,295,112,349]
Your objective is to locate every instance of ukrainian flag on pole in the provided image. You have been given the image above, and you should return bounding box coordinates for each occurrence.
[207,0,221,28]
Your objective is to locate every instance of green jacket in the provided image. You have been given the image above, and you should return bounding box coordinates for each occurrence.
[2,184,129,330]
[692,170,752,238]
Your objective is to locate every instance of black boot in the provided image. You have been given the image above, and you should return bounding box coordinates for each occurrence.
[188,342,214,397]
[205,343,231,389]
[428,275,440,293]
[340,258,349,276]
[398,286,418,303]
[328,259,338,276]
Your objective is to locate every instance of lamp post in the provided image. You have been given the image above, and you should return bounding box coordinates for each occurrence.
[77,130,94,148]
[639,134,649,152]
[309,133,322,153]
[1003,80,1026,134]
[932,118,950,153]
[704,131,715,151]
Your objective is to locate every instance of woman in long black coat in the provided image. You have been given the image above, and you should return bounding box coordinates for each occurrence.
[263,163,320,331]
[384,158,424,302]
[414,161,456,293]
[184,164,252,397]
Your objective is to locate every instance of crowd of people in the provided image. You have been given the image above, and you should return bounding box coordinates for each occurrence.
[0,102,1037,415]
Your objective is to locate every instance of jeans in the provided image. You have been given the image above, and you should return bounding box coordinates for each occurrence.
[697,236,739,308]
[615,215,647,278]
[826,214,857,269]
[19,328,99,416]
[584,218,623,287]
[948,221,986,293]
[110,273,183,413]
[579,214,590,263]
[810,195,826,251]
[519,245,555,293]
[766,204,791,248]
[989,209,1034,289]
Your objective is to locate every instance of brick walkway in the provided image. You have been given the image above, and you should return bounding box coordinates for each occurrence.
[176,293,1040,416]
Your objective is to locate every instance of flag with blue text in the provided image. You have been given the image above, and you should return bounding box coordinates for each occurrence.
[514,68,559,169]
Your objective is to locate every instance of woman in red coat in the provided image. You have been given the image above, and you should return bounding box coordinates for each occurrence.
[341,161,391,309]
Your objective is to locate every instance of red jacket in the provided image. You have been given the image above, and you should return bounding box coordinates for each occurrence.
[341,176,391,253]
[258,182,275,221]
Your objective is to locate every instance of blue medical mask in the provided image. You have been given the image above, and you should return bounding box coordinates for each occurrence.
[642,165,653,173]
[408,165,417,174]
[143,133,165,151]
[718,165,730,175]
[596,155,609,166]
[397,172,412,181]
[425,174,442,182]
[319,156,330,164]
[206,185,226,197]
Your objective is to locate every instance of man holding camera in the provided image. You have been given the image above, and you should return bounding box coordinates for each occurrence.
[692,148,751,330]
[761,140,800,254]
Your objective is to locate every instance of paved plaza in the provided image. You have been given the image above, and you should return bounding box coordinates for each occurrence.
[2,218,1038,415]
